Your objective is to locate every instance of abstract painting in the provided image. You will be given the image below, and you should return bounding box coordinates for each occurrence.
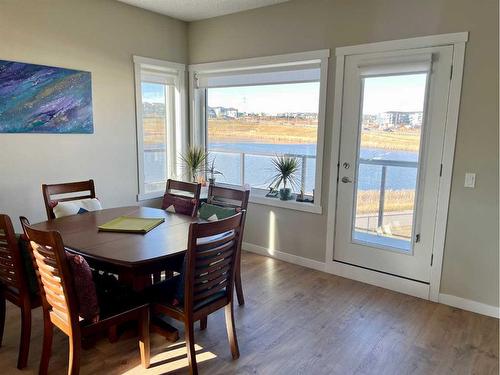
[0,59,93,133]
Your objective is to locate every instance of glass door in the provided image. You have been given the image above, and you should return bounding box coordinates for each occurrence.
[334,46,453,282]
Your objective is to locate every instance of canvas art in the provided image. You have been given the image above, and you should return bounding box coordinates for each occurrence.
[0,59,93,133]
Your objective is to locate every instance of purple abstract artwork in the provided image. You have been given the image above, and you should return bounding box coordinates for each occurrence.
[0,59,93,133]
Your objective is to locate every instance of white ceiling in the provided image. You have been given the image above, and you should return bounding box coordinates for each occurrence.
[117,0,290,22]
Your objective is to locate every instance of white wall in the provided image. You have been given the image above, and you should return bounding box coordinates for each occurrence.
[0,0,187,230]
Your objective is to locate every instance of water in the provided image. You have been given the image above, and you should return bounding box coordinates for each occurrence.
[143,142,419,194]
[208,142,418,194]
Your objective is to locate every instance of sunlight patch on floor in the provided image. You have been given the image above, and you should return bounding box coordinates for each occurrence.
[268,210,276,255]
[121,341,217,374]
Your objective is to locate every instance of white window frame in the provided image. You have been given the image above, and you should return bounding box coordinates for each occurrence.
[188,50,330,214]
[134,56,187,201]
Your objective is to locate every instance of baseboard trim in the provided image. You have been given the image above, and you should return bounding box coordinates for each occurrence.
[439,293,500,319]
[242,242,326,272]
[325,260,430,300]
[242,242,499,319]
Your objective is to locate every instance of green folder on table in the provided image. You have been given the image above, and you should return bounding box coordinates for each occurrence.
[98,216,165,234]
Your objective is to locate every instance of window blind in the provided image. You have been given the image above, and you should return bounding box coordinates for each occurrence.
[195,63,321,89]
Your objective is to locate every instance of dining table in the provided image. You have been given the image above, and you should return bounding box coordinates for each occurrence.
[31,205,202,341]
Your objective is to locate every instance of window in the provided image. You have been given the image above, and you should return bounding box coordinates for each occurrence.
[134,56,186,200]
[190,50,329,213]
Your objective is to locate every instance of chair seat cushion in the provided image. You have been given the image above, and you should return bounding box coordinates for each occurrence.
[16,234,39,297]
[53,198,102,218]
[65,252,100,322]
[198,203,237,221]
[144,275,226,312]
[144,275,183,307]
[162,194,197,216]
[92,272,142,320]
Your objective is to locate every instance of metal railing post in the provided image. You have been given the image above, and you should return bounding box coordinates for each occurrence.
[240,152,245,185]
[377,165,387,228]
[301,155,307,193]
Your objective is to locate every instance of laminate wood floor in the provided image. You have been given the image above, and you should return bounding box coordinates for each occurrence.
[0,252,498,374]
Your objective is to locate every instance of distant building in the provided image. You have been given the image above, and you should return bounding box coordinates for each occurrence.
[376,111,423,128]
[208,106,238,118]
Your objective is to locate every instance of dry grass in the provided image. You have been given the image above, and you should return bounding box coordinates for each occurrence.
[356,189,415,214]
[208,118,318,144]
[144,117,421,153]
[143,117,166,145]
[360,131,420,152]
[207,119,421,151]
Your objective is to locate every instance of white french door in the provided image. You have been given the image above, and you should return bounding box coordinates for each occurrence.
[334,46,453,283]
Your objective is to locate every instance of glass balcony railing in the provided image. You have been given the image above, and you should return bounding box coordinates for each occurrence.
[208,148,316,195]
[353,158,419,250]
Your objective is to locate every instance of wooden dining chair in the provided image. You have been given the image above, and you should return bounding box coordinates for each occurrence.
[207,184,250,306]
[154,179,202,285]
[42,179,96,220]
[0,214,41,369]
[161,179,201,217]
[149,212,244,375]
[21,220,150,375]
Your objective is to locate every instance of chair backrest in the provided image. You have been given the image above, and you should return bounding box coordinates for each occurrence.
[207,184,250,211]
[42,179,96,220]
[0,214,28,296]
[21,220,79,336]
[161,179,201,216]
[184,212,244,316]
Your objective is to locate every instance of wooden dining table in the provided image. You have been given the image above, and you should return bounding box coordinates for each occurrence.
[31,206,201,340]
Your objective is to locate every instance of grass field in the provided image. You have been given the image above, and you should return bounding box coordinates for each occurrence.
[356,189,415,214]
[207,119,421,151]
[144,117,421,152]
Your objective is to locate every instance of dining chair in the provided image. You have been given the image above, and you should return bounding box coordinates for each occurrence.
[207,184,250,307]
[21,220,150,375]
[161,179,201,217]
[42,179,96,220]
[149,212,244,375]
[0,214,41,369]
[154,179,202,285]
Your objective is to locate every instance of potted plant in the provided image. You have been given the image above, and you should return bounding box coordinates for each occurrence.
[269,155,300,200]
[206,157,224,185]
[179,146,208,182]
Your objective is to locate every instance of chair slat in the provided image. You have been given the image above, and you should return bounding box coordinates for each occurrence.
[195,257,232,277]
[194,273,228,293]
[196,249,233,268]
[193,280,228,302]
[195,266,229,284]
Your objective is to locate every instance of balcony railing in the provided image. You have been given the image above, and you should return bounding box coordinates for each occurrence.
[355,158,418,239]
[209,148,316,194]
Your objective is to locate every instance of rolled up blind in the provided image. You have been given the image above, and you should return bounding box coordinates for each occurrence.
[141,67,177,85]
[358,53,433,76]
[195,63,321,89]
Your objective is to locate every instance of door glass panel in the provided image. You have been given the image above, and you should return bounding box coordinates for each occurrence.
[141,82,167,193]
[352,73,427,252]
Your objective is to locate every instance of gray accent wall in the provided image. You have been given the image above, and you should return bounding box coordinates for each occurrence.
[187,0,499,307]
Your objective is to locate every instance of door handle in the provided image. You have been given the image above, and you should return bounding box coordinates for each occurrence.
[341,176,353,183]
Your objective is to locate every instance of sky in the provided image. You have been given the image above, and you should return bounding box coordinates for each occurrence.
[362,73,427,115]
[208,82,320,115]
[143,74,428,115]
[142,82,165,103]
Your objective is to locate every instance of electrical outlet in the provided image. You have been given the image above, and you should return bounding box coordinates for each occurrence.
[464,173,476,188]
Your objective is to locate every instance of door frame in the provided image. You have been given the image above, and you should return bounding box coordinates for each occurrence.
[325,32,468,302]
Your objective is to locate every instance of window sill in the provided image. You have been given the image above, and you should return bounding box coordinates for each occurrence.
[137,191,164,201]
[249,191,322,214]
